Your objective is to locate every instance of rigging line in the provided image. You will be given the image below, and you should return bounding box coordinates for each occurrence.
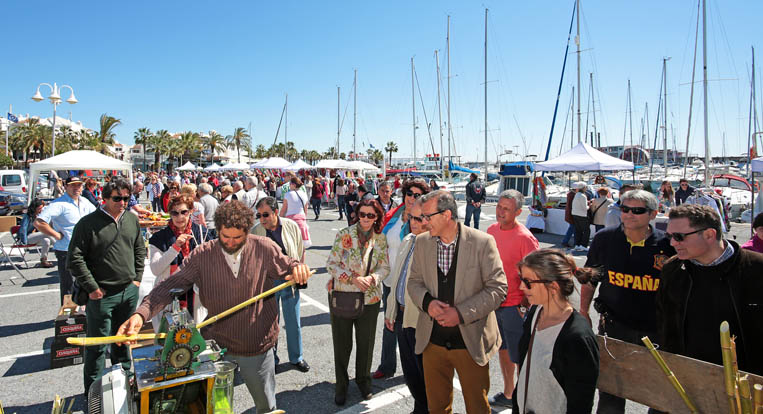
[585,76,592,143]
[486,13,518,149]
[512,114,528,157]
[413,64,438,156]
[579,7,609,143]
[559,92,574,157]
[684,0,701,178]
[272,99,287,147]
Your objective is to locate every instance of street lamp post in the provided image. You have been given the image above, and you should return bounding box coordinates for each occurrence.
[31,82,78,157]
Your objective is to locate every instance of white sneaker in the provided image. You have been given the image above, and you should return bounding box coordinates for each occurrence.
[579,246,589,252]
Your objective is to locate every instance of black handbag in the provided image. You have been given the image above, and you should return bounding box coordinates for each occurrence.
[72,280,89,306]
[329,239,375,319]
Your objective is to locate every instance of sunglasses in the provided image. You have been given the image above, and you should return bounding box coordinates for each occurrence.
[621,206,650,215]
[111,196,130,202]
[666,228,707,242]
[170,209,190,217]
[256,212,272,219]
[410,215,424,223]
[358,212,377,219]
[519,276,555,290]
[420,210,445,221]
[405,190,422,199]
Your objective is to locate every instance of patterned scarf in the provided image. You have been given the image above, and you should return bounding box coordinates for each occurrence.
[169,220,193,261]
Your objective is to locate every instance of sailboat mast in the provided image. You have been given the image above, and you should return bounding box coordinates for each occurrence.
[628,80,634,180]
[435,49,444,173]
[684,0,700,179]
[337,86,340,156]
[576,0,581,143]
[663,57,669,170]
[447,16,452,173]
[284,93,288,158]
[702,0,710,185]
[353,69,357,159]
[484,8,488,181]
[411,57,417,167]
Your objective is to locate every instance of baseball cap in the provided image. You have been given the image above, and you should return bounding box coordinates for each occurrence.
[574,181,587,190]
[65,176,84,185]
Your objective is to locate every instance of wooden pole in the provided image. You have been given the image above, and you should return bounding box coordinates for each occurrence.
[722,321,739,414]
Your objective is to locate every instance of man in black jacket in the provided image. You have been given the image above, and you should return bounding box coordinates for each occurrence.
[68,179,146,395]
[674,179,695,205]
[658,204,763,375]
[465,173,486,229]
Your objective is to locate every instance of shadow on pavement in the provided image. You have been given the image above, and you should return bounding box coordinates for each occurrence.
[0,319,53,337]
[301,312,330,328]
[2,352,50,377]
[22,275,59,287]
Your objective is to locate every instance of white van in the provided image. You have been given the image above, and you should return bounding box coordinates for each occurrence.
[0,170,28,194]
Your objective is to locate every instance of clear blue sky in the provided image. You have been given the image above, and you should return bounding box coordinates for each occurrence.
[1,1,761,162]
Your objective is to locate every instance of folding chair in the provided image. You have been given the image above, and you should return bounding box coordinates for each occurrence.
[0,231,28,279]
[0,226,41,269]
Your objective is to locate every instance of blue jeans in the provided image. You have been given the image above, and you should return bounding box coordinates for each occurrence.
[376,285,398,375]
[273,279,304,364]
[561,223,575,245]
[336,195,345,218]
[464,203,481,229]
[310,197,321,218]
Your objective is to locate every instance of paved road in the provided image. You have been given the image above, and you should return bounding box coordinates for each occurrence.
[0,199,752,413]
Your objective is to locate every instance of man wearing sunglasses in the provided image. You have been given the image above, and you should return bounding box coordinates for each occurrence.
[67,179,146,397]
[580,189,674,413]
[674,178,695,206]
[657,204,763,375]
[251,197,310,373]
[407,190,507,413]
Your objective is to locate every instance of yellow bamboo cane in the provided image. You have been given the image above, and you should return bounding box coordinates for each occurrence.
[67,333,166,346]
[753,384,763,414]
[722,321,739,414]
[67,271,314,346]
[641,336,698,413]
[739,375,753,414]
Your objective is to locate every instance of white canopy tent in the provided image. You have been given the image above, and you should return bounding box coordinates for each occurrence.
[28,150,133,204]
[346,160,380,173]
[252,157,292,169]
[535,142,634,171]
[219,162,251,171]
[176,161,197,171]
[283,159,313,171]
[204,163,221,172]
[315,159,353,170]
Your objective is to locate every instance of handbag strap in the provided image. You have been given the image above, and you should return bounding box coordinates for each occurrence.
[362,238,375,277]
[523,307,542,414]
[590,199,605,217]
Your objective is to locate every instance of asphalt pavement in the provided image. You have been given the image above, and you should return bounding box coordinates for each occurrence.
[1,199,752,413]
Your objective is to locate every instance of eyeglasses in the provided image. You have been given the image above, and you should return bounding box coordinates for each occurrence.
[256,212,272,219]
[170,209,190,217]
[410,215,424,223]
[358,212,377,219]
[421,210,445,221]
[519,276,555,290]
[621,206,650,215]
[666,228,707,242]
[111,196,130,202]
[405,190,422,199]
[170,187,180,191]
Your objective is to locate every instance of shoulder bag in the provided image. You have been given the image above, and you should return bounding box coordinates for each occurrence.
[329,238,375,319]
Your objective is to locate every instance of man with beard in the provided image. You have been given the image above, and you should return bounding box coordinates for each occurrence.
[117,201,312,413]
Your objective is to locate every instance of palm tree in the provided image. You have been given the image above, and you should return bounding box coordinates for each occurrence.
[370,149,384,165]
[163,139,185,172]
[308,150,322,164]
[178,131,202,165]
[151,130,172,171]
[96,114,122,155]
[133,127,153,171]
[254,144,267,159]
[56,125,76,154]
[324,146,337,159]
[205,131,226,164]
[384,141,398,168]
[226,127,250,163]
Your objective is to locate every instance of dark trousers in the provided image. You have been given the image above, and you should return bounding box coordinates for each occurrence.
[84,283,139,394]
[597,314,659,414]
[396,307,428,414]
[55,250,72,306]
[464,203,481,229]
[330,301,380,395]
[311,197,322,218]
[572,215,590,247]
[151,198,162,212]
[376,285,398,375]
[337,195,346,218]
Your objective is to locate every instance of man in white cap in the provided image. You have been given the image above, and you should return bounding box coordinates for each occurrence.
[571,181,591,252]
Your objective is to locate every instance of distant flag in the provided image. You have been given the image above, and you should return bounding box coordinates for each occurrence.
[369,143,376,149]
[7,113,18,123]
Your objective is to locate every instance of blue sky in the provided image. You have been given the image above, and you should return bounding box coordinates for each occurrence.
[1,1,761,162]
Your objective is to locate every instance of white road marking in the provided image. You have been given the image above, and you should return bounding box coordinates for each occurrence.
[0,288,59,298]
[336,384,411,414]
[299,292,330,313]
[0,349,49,364]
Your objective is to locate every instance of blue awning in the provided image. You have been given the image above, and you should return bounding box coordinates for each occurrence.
[499,161,535,176]
[448,161,481,174]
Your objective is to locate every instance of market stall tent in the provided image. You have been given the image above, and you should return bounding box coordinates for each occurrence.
[252,157,291,169]
[204,163,221,172]
[218,162,251,171]
[284,159,313,171]
[535,142,634,172]
[28,150,133,204]
[176,161,197,171]
[315,159,353,170]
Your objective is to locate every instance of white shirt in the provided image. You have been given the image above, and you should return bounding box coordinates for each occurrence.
[571,192,588,217]
[517,306,567,413]
[384,217,405,287]
[222,247,243,278]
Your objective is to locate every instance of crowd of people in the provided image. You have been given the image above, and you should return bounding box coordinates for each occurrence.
[22,166,763,413]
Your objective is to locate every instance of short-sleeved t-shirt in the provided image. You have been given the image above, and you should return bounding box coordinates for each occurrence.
[585,225,675,332]
[37,193,96,251]
[487,222,540,307]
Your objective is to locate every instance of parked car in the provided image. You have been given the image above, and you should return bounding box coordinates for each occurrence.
[0,190,27,216]
[0,170,28,194]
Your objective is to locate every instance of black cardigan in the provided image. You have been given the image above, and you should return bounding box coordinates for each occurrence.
[511,306,600,414]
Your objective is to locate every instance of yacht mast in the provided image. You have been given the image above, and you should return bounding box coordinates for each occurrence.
[484,8,489,180]
[702,0,710,185]
[284,93,288,158]
[447,16,452,173]
[353,69,357,158]
[411,57,417,167]
[576,0,581,143]
[435,49,444,173]
[663,57,670,170]
[337,86,340,156]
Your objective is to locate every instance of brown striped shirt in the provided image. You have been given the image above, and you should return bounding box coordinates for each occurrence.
[135,234,299,356]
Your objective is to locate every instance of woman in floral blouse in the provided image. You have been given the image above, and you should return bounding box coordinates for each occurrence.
[326,198,390,406]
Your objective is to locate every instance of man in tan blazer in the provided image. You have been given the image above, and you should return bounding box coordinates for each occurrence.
[407,190,507,414]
